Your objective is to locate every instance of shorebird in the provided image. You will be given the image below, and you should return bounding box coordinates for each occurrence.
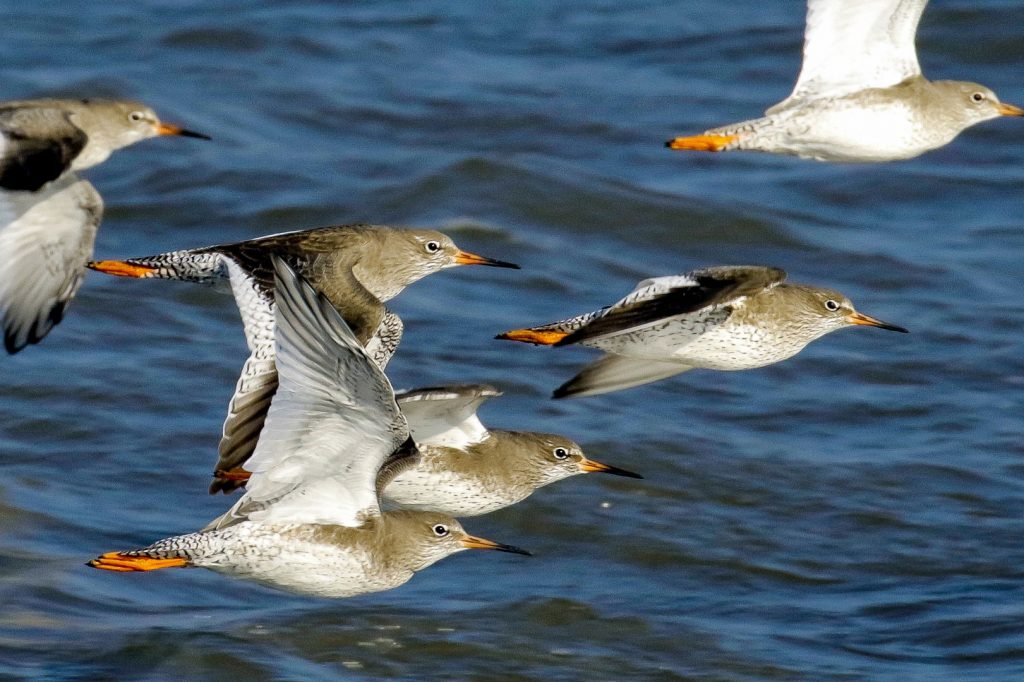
[384,384,641,515]
[217,384,643,516]
[0,98,207,353]
[665,0,1024,162]
[88,258,528,598]
[497,266,907,398]
[88,224,519,491]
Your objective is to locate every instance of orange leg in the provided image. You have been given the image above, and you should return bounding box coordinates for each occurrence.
[88,552,188,572]
[495,328,569,345]
[215,467,252,483]
[665,133,738,152]
[87,260,157,278]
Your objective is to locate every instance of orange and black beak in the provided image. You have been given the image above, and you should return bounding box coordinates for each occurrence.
[579,457,643,479]
[997,102,1024,117]
[156,122,211,140]
[847,311,908,333]
[460,534,532,556]
[454,250,519,269]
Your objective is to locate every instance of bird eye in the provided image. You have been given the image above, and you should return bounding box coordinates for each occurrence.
[971,92,985,103]
[824,299,840,312]
[432,524,449,537]
[553,447,569,460]
[128,111,146,122]
[424,241,441,254]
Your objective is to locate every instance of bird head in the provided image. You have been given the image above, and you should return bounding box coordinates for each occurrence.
[785,286,907,340]
[388,510,530,571]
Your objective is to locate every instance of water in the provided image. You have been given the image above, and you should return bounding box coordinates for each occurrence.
[2,0,1024,679]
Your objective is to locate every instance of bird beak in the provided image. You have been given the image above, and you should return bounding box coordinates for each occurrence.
[579,456,643,479]
[460,534,532,556]
[155,122,212,140]
[454,250,520,269]
[996,102,1024,117]
[846,311,908,333]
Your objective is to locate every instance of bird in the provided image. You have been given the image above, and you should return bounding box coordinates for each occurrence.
[0,97,208,353]
[87,224,519,493]
[665,0,1024,162]
[496,265,908,398]
[87,257,529,598]
[216,384,643,516]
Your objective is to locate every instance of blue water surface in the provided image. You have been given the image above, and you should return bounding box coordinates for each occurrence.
[2,1,1023,679]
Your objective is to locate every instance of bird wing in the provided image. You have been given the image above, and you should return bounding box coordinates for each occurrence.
[767,0,927,113]
[0,106,88,191]
[208,257,279,493]
[553,355,694,399]
[555,266,786,347]
[215,257,410,528]
[396,384,501,448]
[221,235,388,349]
[0,174,102,353]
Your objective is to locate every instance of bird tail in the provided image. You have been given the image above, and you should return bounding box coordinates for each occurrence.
[553,355,691,399]
[87,533,206,572]
[88,249,225,282]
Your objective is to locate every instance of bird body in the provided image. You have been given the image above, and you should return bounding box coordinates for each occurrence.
[89,258,527,597]
[99,513,482,599]
[666,1,1023,162]
[88,224,518,492]
[0,97,207,353]
[498,266,907,398]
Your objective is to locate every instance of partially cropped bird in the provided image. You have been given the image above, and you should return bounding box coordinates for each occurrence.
[498,266,907,398]
[88,258,528,598]
[0,97,207,353]
[384,384,641,515]
[216,384,643,516]
[665,0,1023,162]
[88,224,519,490]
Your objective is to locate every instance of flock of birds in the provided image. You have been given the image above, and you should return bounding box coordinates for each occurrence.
[1,0,1018,598]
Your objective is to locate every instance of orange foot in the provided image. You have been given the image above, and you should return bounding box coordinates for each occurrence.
[665,134,738,152]
[495,328,568,345]
[87,552,188,572]
[215,467,252,483]
[87,260,157,278]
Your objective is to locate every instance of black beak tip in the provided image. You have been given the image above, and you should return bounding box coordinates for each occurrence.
[504,545,532,557]
[180,129,212,140]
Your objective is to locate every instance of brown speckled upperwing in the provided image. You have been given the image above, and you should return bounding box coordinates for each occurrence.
[555,266,786,347]
[0,106,87,191]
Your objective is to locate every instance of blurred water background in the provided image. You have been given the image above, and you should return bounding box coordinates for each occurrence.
[2,1,1024,679]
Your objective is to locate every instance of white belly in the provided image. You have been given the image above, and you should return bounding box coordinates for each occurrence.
[588,319,810,370]
[194,525,411,598]
[383,469,523,517]
[757,100,945,162]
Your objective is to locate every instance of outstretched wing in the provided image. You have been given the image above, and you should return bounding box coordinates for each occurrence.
[208,257,280,493]
[769,0,927,112]
[555,266,786,347]
[0,174,102,353]
[215,257,410,529]
[0,106,87,191]
[396,384,500,448]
